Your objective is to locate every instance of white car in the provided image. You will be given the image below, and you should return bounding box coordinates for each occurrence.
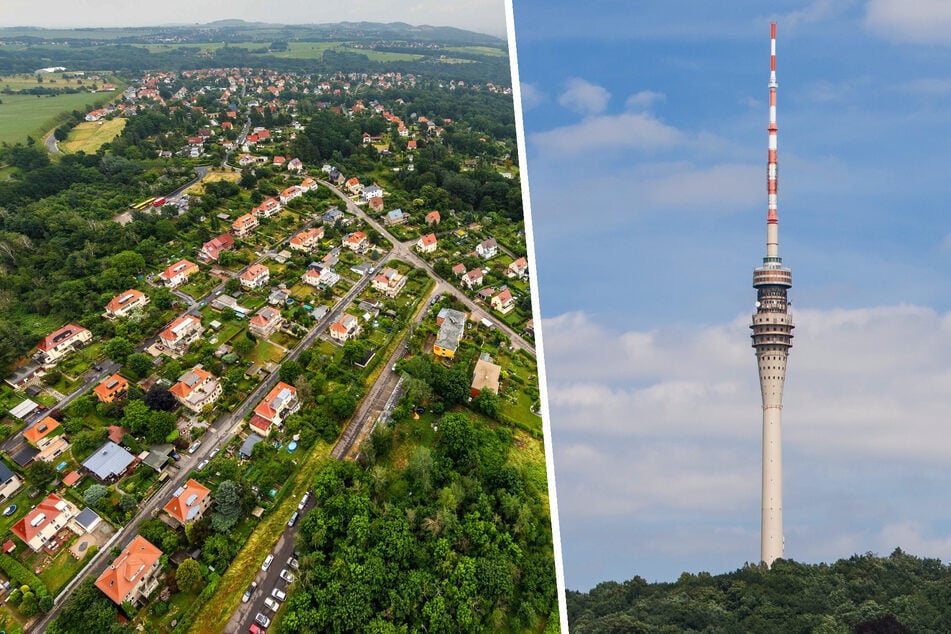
[264,597,279,612]
[196,459,209,471]
[261,554,274,572]
[271,587,287,602]
[279,568,296,583]
[254,612,271,628]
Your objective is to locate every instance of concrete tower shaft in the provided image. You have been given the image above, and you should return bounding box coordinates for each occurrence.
[752,21,793,569]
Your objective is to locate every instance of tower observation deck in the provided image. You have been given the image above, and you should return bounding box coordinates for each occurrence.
[752,22,793,568]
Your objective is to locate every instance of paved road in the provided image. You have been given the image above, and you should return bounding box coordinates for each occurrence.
[43,131,61,155]
[318,179,535,354]
[227,493,314,632]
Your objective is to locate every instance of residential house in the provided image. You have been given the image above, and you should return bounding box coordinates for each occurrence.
[343,231,368,252]
[301,264,340,288]
[372,267,407,298]
[11,494,78,552]
[289,227,324,251]
[491,288,515,314]
[95,535,163,606]
[0,463,22,502]
[170,366,222,413]
[368,197,384,213]
[34,324,92,366]
[94,374,128,403]
[23,417,70,463]
[252,197,281,218]
[158,259,198,288]
[300,177,318,191]
[451,263,467,277]
[462,268,484,289]
[162,479,211,526]
[416,233,437,254]
[362,184,383,202]
[279,185,303,205]
[83,441,137,483]
[249,306,284,339]
[231,213,259,239]
[239,263,270,290]
[249,382,300,434]
[476,238,499,259]
[507,257,529,279]
[434,309,467,359]
[287,158,303,172]
[159,314,204,355]
[345,178,362,195]
[471,358,502,397]
[272,155,286,168]
[199,233,235,262]
[104,289,150,319]
[329,314,361,343]
[426,210,441,225]
[384,209,406,225]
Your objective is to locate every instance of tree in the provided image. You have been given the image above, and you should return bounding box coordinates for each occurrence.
[104,336,134,363]
[328,389,357,421]
[176,559,202,594]
[126,352,153,378]
[342,340,370,366]
[144,385,178,412]
[122,399,151,437]
[279,360,303,385]
[211,480,242,532]
[145,410,177,444]
[119,494,137,514]
[472,390,501,419]
[233,335,254,356]
[83,484,110,508]
[27,460,57,489]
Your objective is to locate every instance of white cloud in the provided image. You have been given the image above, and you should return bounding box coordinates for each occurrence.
[778,0,852,30]
[625,90,665,110]
[530,111,685,155]
[878,522,951,559]
[557,77,611,115]
[865,0,951,44]
[518,82,544,110]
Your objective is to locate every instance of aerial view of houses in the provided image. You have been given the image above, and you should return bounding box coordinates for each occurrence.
[0,17,554,634]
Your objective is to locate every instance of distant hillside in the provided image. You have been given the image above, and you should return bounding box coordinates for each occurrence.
[567,550,951,633]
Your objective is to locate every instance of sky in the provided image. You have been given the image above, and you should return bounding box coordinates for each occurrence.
[513,0,951,591]
[2,0,508,38]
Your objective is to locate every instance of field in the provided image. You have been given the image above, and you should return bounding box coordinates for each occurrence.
[0,92,100,145]
[443,45,507,57]
[137,42,228,54]
[0,73,88,91]
[60,118,126,153]
[184,169,241,195]
[267,42,424,62]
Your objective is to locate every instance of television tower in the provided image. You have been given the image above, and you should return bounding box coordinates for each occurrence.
[751,21,793,568]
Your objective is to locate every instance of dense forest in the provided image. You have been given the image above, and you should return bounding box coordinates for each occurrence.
[567,550,951,633]
[282,413,558,632]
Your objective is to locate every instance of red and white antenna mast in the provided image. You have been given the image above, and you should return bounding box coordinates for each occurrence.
[766,22,779,259]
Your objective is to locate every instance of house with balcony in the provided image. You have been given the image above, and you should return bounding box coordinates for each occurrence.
[231,213,259,239]
[94,374,128,403]
[199,233,235,263]
[170,366,222,413]
[95,535,163,606]
[372,267,407,298]
[11,494,79,552]
[329,314,361,343]
[249,382,300,434]
[491,288,515,314]
[239,263,270,290]
[343,231,368,253]
[462,269,484,289]
[159,314,204,355]
[162,479,211,527]
[289,227,324,252]
[249,306,284,339]
[158,259,199,288]
[279,185,303,205]
[34,324,92,366]
[104,289,150,319]
[252,197,282,218]
[24,416,70,463]
[507,257,529,279]
[476,238,499,259]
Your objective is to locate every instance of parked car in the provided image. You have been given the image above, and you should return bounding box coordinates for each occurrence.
[271,587,287,602]
[188,441,202,454]
[261,554,274,572]
[241,581,257,603]
[249,625,264,634]
[196,459,209,471]
[264,597,279,612]
[254,613,271,628]
[288,511,299,527]
[286,556,299,570]
[279,568,295,583]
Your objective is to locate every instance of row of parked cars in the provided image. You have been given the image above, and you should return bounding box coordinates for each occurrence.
[244,490,311,631]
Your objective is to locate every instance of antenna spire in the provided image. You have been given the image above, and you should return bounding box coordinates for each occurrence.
[766,22,779,259]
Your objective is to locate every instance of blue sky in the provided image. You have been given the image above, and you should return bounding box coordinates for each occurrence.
[514,0,951,590]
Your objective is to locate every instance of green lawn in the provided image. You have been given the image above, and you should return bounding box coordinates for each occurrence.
[443,45,508,57]
[0,92,106,145]
[38,544,87,594]
[249,340,285,365]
